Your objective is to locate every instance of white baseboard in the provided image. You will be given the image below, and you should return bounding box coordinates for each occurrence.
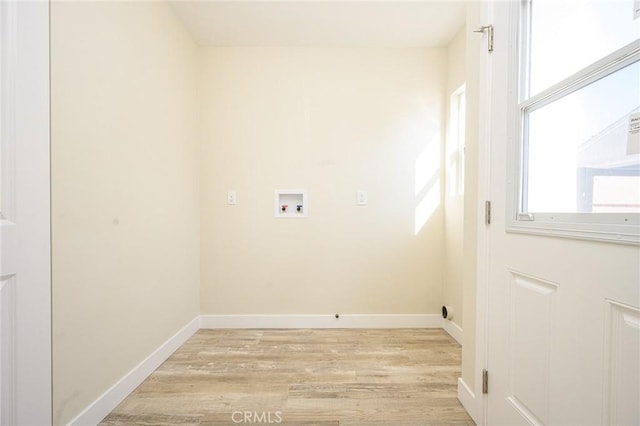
[443,319,463,345]
[68,316,201,426]
[458,377,480,425]
[200,314,442,329]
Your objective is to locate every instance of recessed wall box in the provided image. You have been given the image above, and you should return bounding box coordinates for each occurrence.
[274,190,308,218]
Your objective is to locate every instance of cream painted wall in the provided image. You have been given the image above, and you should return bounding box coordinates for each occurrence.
[444,26,466,330]
[50,2,200,424]
[462,1,481,389]
[200,47,447,315]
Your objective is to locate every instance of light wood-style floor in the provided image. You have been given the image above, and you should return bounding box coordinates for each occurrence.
[101,329,474,425]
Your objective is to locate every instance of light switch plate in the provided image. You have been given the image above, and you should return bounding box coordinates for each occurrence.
[357,190,367,206]
[227,191,237,205]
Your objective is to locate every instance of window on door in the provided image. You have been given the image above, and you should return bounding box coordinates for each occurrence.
[510,0,640,243]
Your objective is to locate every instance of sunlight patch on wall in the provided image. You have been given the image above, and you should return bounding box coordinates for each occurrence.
[415,179,440,235]
[414,133,441,235]
[415,137,440,196]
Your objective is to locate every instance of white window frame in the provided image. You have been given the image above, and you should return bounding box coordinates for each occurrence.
[506,0,640,245]
[449,83,466,196]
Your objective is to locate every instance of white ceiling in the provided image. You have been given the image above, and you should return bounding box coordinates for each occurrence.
[169,1,467,48]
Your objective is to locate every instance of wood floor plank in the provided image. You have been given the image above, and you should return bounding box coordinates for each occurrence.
[100,329,474,425]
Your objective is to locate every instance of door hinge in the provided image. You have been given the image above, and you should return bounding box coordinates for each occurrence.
[485,200,491,225]
[474,24,494,53]
[482,369,489,394]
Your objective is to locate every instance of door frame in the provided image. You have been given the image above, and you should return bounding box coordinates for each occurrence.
[471,0,497,424]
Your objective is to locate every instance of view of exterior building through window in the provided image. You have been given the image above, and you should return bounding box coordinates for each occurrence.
[519,0,640,216]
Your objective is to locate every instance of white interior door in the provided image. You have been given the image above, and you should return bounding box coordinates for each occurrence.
[0,1,51,425]
[484,1,640,425]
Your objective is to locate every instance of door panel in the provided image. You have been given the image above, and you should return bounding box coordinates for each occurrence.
[508,272,557,425]
[0,2,20,423]
[0,1,51,424]
[0,276,17,424]
[603,301,640,425]
[485,1,640,425]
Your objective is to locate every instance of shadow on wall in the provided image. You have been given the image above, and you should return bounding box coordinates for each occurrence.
[415,131,441,235]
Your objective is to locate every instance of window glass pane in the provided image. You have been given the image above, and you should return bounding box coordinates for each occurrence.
[458,90,466,195]
[529,0,640,97]
[525,60,640,213]
[447,86,466,196]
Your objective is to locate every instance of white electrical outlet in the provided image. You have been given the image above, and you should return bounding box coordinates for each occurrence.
[357,190,367,206]
[227,191,237,205]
